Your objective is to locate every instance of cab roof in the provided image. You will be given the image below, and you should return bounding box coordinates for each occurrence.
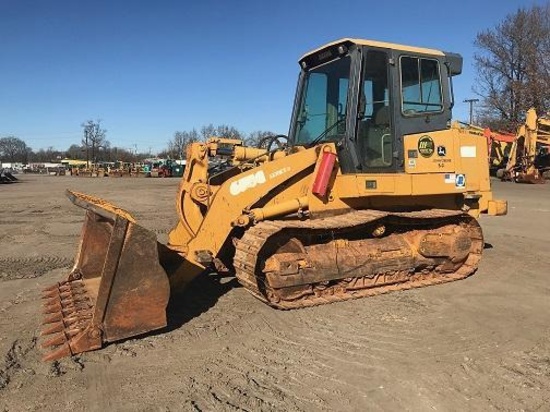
[301,38,446,60]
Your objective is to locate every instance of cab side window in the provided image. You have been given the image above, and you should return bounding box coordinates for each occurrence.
[401,57,442,115]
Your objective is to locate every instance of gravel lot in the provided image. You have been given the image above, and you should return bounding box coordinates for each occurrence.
[1,175,549,411]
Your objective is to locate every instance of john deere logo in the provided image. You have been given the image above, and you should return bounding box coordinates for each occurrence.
[418,135,435,158]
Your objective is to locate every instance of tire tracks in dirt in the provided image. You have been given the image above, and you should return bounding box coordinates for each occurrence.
[411,336,550,410]
[102,285,515,410]
[0,256,72,281]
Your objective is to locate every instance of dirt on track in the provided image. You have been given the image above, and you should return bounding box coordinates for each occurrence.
[1,175,549,411]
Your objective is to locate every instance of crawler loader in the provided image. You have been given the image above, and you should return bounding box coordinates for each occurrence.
[41,38,507,361]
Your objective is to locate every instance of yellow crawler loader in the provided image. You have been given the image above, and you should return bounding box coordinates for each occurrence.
[41,38,507,361]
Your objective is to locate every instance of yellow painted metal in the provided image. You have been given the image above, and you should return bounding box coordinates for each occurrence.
[169,142,320,261]
[167,126,501,243]
[67,191,136,223]
[301,38,445,61]
[163,119,503,273]
[504,108,550,181]
[488,199,508,216]
[233,146,269,163]
[249,196,309,222]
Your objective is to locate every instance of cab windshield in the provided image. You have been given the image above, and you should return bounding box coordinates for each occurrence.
[293,56,351,145]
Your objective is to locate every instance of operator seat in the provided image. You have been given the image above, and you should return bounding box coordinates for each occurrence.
[362,105,392,167]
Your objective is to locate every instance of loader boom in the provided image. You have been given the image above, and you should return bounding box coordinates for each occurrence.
[166,140,322,289]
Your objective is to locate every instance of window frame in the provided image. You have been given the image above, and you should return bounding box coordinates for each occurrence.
[293,55,352,146]
[357,48,394,170]
[399,55,444,117]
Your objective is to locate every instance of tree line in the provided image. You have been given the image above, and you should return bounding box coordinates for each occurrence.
[158,125,275,159]
[0,120,277,164]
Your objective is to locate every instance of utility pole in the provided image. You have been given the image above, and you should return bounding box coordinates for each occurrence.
[85,129,89,170]
[92,140,95,170]
[464,98,479,125]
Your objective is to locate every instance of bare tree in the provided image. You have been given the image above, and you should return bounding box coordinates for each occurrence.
[33,146,63,162]
[168,129,200,158]
[0,136,29,163]
[245,130,279,147]
[160,125,282,160]
[167,125,242,159]
[200,124,243,141]
[66,144,84,160]
[474,4,550,129]
[81,120,109,166]
[110,146,138,162]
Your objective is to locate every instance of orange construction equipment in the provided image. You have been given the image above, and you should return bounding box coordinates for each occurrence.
[484,128,515,175]
[40,38,507,361]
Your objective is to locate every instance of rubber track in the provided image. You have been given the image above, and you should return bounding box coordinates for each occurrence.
[234,209,483,309]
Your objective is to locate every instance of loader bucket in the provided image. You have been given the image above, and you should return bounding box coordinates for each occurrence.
[41,190,171,361]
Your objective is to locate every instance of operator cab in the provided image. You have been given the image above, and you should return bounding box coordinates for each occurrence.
[288,38,463,173]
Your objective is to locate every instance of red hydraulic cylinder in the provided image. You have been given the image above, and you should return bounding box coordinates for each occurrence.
[312,151,336,197]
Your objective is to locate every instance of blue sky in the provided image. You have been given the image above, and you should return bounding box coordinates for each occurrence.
[0,0,545,152]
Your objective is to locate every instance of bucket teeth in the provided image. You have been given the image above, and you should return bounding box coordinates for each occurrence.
[42,334,67,348]
[60,300,74,308]
[40,275,97,361]
[42,343,72,362]
[43,284,59,293]
[68,282,84,290]
[42,303,62,314]
[42,313,63,325]
[61,308,77,317]
[44,296,61,306]
[66,328,83,337]
[64,296,81,304]
[42,290,58,300]
[41,322,64,336]
[59,291,72,300]
[43,282,86,300]
[71,289,86,298]
[63,316,79,326]
[43,297,58,305]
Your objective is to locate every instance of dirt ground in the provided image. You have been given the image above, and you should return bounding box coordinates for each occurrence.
[0,175,549,411]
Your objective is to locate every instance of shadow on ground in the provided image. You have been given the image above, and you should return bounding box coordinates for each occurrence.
[164,272,240,332]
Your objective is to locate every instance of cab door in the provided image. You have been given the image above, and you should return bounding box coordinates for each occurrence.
[356,48,395,172]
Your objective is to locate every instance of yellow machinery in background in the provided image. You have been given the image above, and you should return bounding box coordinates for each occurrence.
[499,108,550,182]
[40,38,507,361]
